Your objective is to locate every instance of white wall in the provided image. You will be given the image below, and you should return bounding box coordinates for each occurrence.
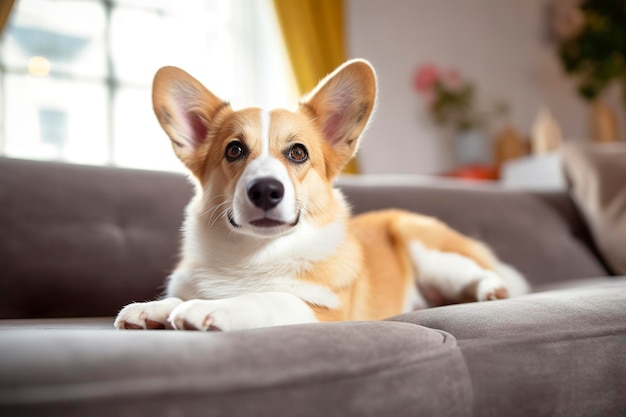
[347,0,625,175]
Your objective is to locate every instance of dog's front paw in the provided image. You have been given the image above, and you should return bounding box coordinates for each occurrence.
[114,298,182,330]
[168,300,226,331]
[476,273,509,301]
[168,299,244,331]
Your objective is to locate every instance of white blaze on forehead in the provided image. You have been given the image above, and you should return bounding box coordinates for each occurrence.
[260,109,270,156]
[230,107,298,228]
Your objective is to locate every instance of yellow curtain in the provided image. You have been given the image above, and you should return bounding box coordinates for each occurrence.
[273,0,359,174]
[0,0,15,38]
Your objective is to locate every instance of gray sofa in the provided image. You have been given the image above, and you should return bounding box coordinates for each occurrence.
[0,156,625,417]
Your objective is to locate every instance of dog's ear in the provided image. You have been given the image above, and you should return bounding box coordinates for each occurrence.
[301,59,377,177]
[152,66,230,174]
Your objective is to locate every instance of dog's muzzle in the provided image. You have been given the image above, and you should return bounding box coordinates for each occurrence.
[228,173,299,234]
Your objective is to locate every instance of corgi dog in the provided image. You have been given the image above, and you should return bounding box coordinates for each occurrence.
[115,59,528,331]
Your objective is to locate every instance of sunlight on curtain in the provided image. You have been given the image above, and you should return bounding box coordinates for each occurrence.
[273,0,359,174]
[0,0,14,36]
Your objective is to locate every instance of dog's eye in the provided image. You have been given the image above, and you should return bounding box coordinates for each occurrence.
[225,141,246,162]
[287,144,308,163]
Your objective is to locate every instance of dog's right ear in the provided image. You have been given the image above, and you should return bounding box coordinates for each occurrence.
[152,66,230,174]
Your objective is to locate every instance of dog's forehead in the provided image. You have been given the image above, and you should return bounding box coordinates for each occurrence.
[222,108,263,148]
[267,109,311,141]
[224,108,310,154]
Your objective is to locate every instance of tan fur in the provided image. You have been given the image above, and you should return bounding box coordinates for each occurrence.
[302,209,499,321]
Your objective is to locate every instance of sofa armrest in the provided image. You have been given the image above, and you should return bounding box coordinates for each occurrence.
[0,320,472,417]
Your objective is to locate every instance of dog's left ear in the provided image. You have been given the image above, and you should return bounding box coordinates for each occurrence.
[301,59,377,177]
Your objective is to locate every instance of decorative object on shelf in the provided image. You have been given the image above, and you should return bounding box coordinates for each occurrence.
[441,164,499,181]
[591,100,619,142]
[531,108,563,155]
[414,64,477,132]
[554,0,625,141]
[455,128,490,166]
[413,64,508,166]
[494,125,529,167]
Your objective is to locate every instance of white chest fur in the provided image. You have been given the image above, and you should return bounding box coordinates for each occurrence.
[167,196,347,309]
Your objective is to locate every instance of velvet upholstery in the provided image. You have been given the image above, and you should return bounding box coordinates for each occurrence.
[0,157,624,417]
[390,280,626,417]
[0,321,471,417]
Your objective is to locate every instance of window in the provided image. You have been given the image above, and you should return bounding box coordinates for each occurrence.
[0,0,297,171]
[38,108,68,149]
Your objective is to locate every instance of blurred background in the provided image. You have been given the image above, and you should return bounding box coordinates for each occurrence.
[0,0,624,180]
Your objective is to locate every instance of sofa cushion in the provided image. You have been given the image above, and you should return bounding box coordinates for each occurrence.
[389,279,626,417]
[0,321,472,417]
[562,143,626,274]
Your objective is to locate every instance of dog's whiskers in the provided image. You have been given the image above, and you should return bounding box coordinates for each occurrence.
[206,199,230,217]
[296,198,313,217]
[209,207,231,229]
[208,204,232,230]
[206,200,232,229]
[200,194,231,216]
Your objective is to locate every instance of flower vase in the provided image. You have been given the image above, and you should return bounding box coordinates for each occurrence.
[455,129,490,166]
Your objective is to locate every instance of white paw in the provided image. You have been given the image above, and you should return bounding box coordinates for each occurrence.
[168,299,235,331]
[167,293,318,331]
[476,273,509,301]
[114,298,182,330]
[168,298,263,331]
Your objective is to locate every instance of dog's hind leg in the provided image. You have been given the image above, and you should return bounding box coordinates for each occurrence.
[408,240,509,304]
[390,212,528,306]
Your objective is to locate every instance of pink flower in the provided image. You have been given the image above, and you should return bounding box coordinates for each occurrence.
[414,64,440,93]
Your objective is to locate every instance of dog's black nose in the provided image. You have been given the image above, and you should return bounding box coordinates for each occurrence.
[247,177,284,210]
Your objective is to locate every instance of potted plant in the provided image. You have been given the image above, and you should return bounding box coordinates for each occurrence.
[413,64,507,166]
[556,0,625,141]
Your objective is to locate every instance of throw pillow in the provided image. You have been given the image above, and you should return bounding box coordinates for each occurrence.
[562,143,626,275]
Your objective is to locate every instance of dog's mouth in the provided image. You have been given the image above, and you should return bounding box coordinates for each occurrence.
[228,211,300,230]
[249,218,286,228]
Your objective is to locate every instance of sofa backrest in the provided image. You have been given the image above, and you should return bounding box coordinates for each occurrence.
[0,158,609,319]
[0,158,192,319]
[338,176,608,287]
